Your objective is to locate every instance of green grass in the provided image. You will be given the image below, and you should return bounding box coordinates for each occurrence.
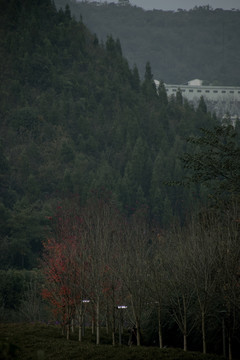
[0,323,225,360]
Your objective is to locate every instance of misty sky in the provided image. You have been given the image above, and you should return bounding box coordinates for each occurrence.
[92,0,240,10]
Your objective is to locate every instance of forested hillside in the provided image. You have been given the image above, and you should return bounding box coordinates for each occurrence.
[0,0,219,270]
[1,2,240,357]
[55,0,240,85]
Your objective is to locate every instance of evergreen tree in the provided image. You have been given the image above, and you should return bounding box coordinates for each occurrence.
[0,0,220,270]
[197,95,207,114]
[158,80,168,106]
[142,62,157,98]
[180,125,240,205]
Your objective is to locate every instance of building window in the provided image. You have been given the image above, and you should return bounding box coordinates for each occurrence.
[222,91,226,93]
[197,90,202,92]
[189,89,193,92]
[213,90,218,93]
[205,90,210,93]
[172,89,177,92]
[182,89,186,92]
[166,89,169,91]
[230,91,234,93]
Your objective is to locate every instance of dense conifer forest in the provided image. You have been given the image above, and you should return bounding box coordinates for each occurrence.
[0,0,217,270]
[0,0,240,358]
[55,0,240,85]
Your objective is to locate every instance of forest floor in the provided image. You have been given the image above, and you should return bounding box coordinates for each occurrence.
[0,323,225,360]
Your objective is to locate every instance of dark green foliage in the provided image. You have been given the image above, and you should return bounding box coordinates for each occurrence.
[197,96,208,114]
[179,125,240,204]
[0,0,219,269]
[55,1,240,85]
[1,4,239,358]
[158,81,168,106]
[0,323,225,360]
[0,269,41,311]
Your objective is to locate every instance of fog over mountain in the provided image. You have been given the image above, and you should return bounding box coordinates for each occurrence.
[129,0,240,10]
[85,0,240,10]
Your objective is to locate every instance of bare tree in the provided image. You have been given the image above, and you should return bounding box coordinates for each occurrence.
[171,203,240,357]
[114,207,153,346]
[19,271,44,322]
[80,196,122,345]
[182,214,219,354]
[148,228,169,348]
[165,225,196,351]
[214,203,240,360]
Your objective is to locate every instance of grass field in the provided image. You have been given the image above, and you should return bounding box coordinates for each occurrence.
[0,323,225,360]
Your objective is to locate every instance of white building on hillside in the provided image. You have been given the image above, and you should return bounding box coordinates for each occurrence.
[154,79,240,117]
[187,79,203,86]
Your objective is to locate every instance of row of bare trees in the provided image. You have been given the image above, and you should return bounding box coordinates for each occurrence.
[41,197,240,358]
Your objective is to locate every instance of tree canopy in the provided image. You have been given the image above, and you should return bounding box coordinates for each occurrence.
[55,0,240,85]
[0,0,236,271]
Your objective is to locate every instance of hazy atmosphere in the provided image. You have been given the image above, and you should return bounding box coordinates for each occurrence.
[1,1,240,359]
[86,0,240,10]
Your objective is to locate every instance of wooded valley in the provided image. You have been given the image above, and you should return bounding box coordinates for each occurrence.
[0,0,240,358]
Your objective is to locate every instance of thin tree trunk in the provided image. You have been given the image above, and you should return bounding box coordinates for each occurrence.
[183,295,187,351]
[228,333,232,360]
[136,318,141,346]
[119,321,122,346]
[222,318,226,357]
[201,310,206,354]
[112,306,116,346]
[157,301,163,348]
[78,305,83,342]
[105,303,109,334]
[131,296,141,346]
[111,287,116,346]
[106,316,109,334]
[112,330,116,346]
[183,333,187,352]
[78,316,82,341]
[66,324,70,340]
[96,297,100,345]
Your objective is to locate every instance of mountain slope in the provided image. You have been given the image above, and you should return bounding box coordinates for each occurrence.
[0,0,217,269]
[55,1,240,85]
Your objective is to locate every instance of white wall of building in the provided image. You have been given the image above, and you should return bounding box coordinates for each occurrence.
[164,84,240,102]
[187,79,203,86]
[154,79,240,116]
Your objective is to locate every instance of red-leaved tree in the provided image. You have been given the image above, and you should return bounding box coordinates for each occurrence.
[41,203,84,339]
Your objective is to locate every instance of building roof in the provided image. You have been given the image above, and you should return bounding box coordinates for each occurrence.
[187,79,203,86]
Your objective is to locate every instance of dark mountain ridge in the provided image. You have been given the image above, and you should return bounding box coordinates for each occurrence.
[0,0,217,269]
[55,0,240,86]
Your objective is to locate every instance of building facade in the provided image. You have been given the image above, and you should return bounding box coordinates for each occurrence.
[154,79,240,118]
